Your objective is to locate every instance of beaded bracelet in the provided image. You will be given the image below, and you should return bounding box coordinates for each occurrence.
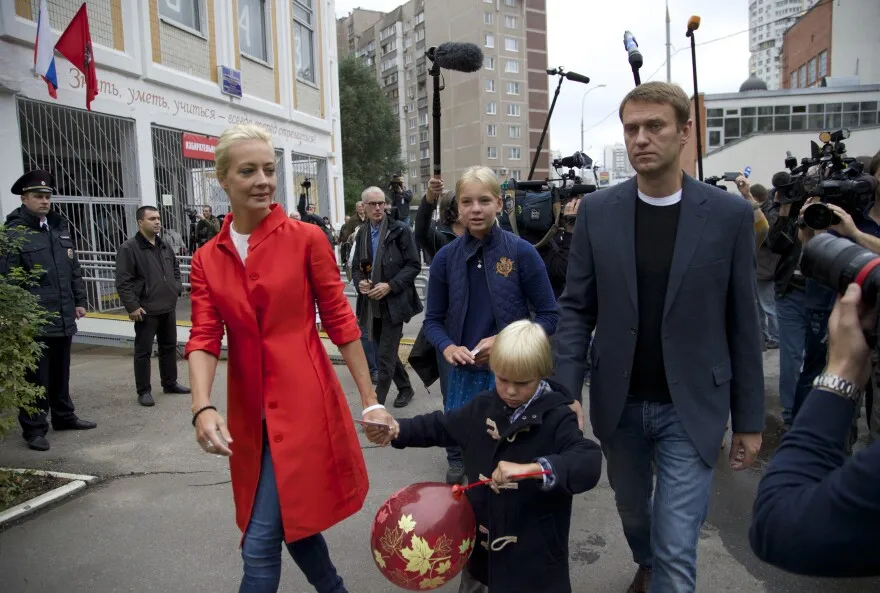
[192,404,218,426]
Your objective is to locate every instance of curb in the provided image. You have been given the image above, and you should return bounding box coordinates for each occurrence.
[0,469,99,527]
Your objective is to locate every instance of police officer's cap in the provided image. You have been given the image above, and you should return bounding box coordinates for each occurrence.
[11,170,55,195]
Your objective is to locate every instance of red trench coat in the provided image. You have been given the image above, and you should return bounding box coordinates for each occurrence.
[185,204,369,542]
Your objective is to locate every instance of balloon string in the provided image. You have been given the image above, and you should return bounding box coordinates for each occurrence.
[452,470,550,499]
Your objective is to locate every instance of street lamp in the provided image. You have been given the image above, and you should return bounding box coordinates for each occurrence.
[580,84,607,153]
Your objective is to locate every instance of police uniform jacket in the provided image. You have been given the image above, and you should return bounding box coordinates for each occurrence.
[1,207,86,337]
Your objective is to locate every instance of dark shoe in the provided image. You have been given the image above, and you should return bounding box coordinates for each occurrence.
[626,566,652,593]
[370,371,379,385]
[138,391,155,407]
[393,390,414,408]
[163,383,191,394]
[51,417,97,431]
[766,340,779,350]
[26,435,50,451]
[446,461,465,485]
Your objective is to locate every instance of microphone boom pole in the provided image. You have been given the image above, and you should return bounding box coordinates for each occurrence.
[428,54,442,177]
[529,68,590,180]
[686,16,704,181]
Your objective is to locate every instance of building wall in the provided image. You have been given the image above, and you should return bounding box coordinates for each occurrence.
[0,0,343,223]
[524,0,549,179]
[781,0,831,89]
[830,0,880,85]
[748,0,820,90]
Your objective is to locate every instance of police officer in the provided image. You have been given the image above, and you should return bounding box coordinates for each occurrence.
[1,170,96,451]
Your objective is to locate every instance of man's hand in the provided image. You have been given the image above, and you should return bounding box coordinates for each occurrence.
[825,283,875,387]
[569,399,584,431]
[490,461,542,494]
[472,335,496,365]
[426,177,444,204]
[735,174,752,200]
[729,433,762,470]
[367,282,392,300]
[358,280,373,295]
[563,198,582,232]
[75,307,87,319]
[443,344,475,366]
[128,307,146,322]
[827,204,859,239]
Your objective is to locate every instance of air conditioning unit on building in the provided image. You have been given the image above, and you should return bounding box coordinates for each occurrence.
[500,168,508,175]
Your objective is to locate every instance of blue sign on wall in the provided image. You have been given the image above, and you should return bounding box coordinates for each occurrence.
[220,66,242,98]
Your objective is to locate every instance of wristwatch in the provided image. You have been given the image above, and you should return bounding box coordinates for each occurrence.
[813,373,864,404]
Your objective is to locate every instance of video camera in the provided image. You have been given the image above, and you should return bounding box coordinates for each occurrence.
[773,129,877,230]
[498,151,597,247]
[389,174,405,192]
[704,171,744,191]
[802,233,880,348]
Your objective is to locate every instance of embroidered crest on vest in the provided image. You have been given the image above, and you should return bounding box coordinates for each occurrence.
[486,418,500,440]
[495,256,514,278]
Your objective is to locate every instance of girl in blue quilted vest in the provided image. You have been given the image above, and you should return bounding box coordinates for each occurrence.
[423,166,559,485]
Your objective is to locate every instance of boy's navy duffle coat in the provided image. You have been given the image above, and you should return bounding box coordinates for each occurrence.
[392,383,602,593]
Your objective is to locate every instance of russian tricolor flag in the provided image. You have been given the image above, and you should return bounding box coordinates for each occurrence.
[34,0,58,98]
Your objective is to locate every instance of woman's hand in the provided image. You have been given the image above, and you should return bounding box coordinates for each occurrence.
[443,344,475,366]
[195,408,233,456]
[363,408,399,447]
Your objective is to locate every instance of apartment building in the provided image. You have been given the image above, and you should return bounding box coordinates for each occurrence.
[337,0,550,196]
[0,0,344,266]
[748,0,820,90]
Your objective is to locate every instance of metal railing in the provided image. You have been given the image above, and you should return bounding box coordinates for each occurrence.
[76,251,428,314]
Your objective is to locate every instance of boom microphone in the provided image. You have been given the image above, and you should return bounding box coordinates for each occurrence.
[623,31,643,69]
[564,71,590,84]
[431,42,484,73]
[686,15,701,37]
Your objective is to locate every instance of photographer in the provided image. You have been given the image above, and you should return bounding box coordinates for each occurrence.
[388,174,413,226]
[541,196,582,300]
[195,205,220,248]
[750,282,880,577]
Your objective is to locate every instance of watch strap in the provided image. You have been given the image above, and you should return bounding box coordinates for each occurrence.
[813,373,863,404]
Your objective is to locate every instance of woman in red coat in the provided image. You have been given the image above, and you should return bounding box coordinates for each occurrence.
[185,124,395,593]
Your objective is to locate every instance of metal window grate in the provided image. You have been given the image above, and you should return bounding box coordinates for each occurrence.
[23,0,115,49]
[291,152,329,219]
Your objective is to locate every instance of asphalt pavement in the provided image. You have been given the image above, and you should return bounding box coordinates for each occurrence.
[0,345,878,593]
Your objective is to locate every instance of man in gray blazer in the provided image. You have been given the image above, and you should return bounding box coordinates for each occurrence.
[554,82,764,593]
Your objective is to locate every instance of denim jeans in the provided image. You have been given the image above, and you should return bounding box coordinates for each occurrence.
[775,289,807,424]
[436,352,461,464]
[358,319,377,375]
[756,280,778,343]
[601,400,714,593]
[791,281,836,420]
[239,437,347,593]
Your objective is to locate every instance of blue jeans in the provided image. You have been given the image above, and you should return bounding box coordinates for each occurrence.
[358,319,377,375]
[239,438,347,593]
[436,353,462,464]
[601,400,714,593]
[792,281,835,420]
[775,289,807,424]
[756,280,778,343]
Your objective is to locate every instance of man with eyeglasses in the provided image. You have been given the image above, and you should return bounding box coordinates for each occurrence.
[351,187,422,409]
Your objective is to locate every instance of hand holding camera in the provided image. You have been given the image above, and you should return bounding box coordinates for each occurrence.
[826,284,875,389]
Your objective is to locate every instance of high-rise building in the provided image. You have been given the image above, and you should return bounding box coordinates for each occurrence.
[337,0,550,197]
[748,0,820,90]
[604,144,634,181]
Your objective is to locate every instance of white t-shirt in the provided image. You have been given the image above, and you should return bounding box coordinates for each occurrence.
[229,223,250,264]
[637,188,682,206]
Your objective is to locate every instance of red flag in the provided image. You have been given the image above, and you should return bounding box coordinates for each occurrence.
[55,3,98,110]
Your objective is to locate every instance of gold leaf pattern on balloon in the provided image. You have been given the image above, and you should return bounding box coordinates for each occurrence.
[435,560,452,575]
[373,549,386,569]
[398,513,417,534]
[380,526,404,554]
[459,538,473,555]
[434,534,453,557]
[420,576,447,589]
[402,535,435,575]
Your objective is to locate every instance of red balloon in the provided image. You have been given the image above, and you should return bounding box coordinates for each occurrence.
[370,482,477,590]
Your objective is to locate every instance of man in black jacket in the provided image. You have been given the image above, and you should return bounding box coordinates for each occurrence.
[351,187,422,408]
[750,282,880,577]
[115,206,190,407]
[1,170,96,451]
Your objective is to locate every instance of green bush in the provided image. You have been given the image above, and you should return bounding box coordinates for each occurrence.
[0,225,52,436]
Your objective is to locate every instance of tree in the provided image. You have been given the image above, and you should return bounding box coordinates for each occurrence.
[0,226,51,436]
[339,55,405,214]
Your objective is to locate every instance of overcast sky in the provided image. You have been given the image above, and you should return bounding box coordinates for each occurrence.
[335,0,752,167]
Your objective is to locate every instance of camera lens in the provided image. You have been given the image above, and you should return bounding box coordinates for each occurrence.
[801,203,837,230]
[801,234,880,307]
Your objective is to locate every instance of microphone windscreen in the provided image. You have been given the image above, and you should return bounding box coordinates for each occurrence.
[565,71,591,84]
[772,171,792,188]
[434,42,484,73]
[688,16,701,31]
